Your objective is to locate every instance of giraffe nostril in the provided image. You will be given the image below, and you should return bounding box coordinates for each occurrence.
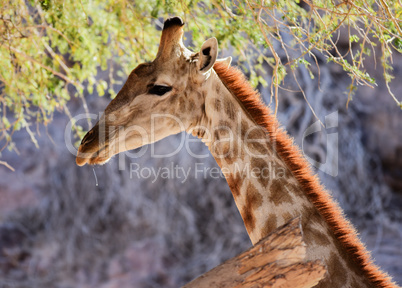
[81,130,96,146]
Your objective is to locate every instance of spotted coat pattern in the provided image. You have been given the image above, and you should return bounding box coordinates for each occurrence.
[197,72,377,287]
[77,17,397,288]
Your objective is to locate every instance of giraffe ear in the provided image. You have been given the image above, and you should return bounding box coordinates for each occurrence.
[216,56,232,69]
[198,38,218,73]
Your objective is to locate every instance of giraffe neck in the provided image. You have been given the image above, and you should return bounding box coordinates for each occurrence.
[187,64,395,287]
[198,71,321,244]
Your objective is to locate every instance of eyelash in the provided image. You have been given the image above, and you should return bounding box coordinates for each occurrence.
[149,85,172,96]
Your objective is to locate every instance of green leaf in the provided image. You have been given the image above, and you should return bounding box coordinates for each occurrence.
[349,35,359,43]
[0,0,401,156]
[2,117,11,129]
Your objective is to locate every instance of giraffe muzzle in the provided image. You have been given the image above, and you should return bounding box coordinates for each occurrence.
[76,123,105,166]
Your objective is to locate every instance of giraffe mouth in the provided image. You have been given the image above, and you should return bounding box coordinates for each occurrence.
[76,144,111,166]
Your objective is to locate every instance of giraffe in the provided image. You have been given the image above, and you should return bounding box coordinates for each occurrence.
[76,17,398,287]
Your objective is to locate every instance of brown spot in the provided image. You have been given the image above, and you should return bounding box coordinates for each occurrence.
[282,212,293,222]
[241,183,263,233]
[268,179,294,205]
[224,100,236,120]
[214,157,222,168]
[286,182,304,198]
[350,277,369,288]
[180,61,187,71]
[225,141,239,164]
[246,183,263,209]
[188,99,195,108]
[304,207,323,226]
[245,126,264,140]
[178,97,186,113]
[261,214,277,237]
[212,126,231,156]
[327,252,348,287]
[211,131,223,159]
[213,121,233,162]
[168,93,179,104]
[282,166,294,181]
[218,120,232,130]
[214,129,220,141]
[275,165,287,179]
[241,207,255,234]
[244,128,269,159]
[241,120,249,131]
[220,142,231,160]
[215,84,221,94]
[247,141,269,157]
[250,157,269,187]
[240,120,249,139]
[200,103,205,114]
[133,63,153,77]
[303,225,331,247]
[214,98,223,111]
[226,172,242,198]
[350,278,360,288]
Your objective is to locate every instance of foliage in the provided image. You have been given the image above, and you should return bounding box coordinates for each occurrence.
[0,0,401,164]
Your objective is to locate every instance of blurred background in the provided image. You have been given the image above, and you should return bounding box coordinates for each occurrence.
[0,1,401,287]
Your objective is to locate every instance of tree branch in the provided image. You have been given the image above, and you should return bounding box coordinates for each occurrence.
[183,217,326,288]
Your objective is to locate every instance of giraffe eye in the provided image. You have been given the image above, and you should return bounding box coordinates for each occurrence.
[149,85,172,96]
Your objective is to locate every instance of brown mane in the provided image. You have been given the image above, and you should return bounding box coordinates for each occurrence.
[213,61,396,288]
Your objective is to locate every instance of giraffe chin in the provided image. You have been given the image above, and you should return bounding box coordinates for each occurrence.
[88,156,111,166]
[76,156,88,166]
[76,154,111,166]
[76,145,113,166]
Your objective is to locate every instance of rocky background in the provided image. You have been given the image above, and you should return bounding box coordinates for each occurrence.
[0,42,401,287]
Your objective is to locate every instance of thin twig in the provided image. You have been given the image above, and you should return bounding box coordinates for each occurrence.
[0,160,15,171]
[8,46,82,88]
[79,0,90,25]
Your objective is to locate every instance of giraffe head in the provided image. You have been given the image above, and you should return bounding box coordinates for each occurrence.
[76,17,221,166]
